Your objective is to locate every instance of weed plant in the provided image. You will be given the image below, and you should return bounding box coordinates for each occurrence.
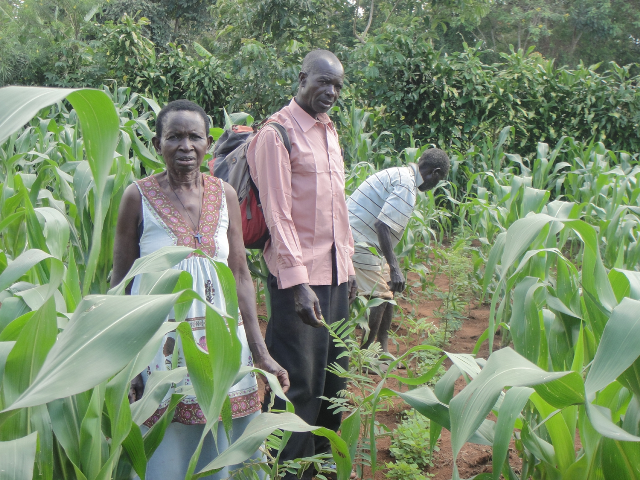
[389,409,436,469]
[385,461,432,480]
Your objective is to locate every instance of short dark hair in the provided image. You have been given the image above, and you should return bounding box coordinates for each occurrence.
[155,99,209,139]
[301,49,342,76]
[418,148,450,176]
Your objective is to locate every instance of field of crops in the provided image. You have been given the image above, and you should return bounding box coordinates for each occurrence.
[1,85,640,480]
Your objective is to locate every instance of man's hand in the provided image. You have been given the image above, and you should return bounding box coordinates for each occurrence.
[375,220,406,293]
[293,283,323,327]
[128,373,144,404]
[255,355,290,396]
[389,265,406,293]
[348,275,358,304]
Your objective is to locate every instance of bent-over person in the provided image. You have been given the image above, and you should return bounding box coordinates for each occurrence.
[347,149,450,363]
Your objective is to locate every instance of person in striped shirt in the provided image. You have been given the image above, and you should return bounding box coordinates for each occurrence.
[347,148,450,359]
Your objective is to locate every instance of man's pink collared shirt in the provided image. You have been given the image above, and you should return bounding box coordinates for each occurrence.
[247,99,355,289]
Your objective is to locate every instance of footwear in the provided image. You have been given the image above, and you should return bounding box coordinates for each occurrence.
[378,353,407,373]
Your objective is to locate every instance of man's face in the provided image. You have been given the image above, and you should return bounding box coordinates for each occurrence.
[297,59,344,116]
[418,163,445,192]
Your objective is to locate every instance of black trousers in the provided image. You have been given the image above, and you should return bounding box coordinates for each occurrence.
[264,273,349,479]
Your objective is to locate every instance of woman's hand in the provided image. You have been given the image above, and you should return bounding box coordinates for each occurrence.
[129,373,145,403]
[223,183,290,397]
[255,354,290,396]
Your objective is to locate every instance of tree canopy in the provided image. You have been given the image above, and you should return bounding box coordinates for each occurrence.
[3,0,636,89]
[1,0,638,151]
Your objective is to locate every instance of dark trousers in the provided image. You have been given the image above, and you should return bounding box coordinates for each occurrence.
[264,274,349,479]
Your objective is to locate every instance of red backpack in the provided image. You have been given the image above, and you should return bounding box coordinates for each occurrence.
[209,122,291,249]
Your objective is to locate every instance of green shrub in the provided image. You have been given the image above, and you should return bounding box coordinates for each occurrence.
[385,460,432,480]
[389,409,434,469]
[348,28,640,152]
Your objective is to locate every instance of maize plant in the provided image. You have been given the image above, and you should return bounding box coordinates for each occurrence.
[0,86,356,480]
[3,83,640,480]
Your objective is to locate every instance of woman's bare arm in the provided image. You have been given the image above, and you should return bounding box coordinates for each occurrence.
[111,183,143,290]
[112,182,144,402]
[223,182,289,393]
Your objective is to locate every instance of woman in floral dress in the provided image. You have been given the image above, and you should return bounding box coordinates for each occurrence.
[111,99,289,479]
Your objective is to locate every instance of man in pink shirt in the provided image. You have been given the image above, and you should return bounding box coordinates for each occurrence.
[247,49,357,478]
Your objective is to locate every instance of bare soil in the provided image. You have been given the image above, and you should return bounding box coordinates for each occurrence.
[256,269,521,480]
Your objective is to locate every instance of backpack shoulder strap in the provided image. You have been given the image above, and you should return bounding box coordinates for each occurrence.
[263,121,292,155]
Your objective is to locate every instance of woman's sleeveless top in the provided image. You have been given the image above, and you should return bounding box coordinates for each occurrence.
[131,175,260,427]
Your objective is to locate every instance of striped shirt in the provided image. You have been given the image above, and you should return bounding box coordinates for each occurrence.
[347,166,418,271]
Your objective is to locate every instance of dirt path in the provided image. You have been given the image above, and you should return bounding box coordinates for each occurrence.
[356,274,499,480]
[256,269,519,480]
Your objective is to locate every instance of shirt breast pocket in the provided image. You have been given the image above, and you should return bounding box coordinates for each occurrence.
[329,152,344,175]
[327,138,343,174]
[291,148,320,175]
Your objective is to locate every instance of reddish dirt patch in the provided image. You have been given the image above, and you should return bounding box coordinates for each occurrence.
[355,273,519,480]
[254,270,520,480]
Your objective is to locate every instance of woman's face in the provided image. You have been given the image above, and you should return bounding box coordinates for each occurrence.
[153,110,212,174]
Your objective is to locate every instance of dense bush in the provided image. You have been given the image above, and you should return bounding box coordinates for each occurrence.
[2,13,638,153]
[98,16,228,120]
[348,28,640,152]
[125,19,640,153]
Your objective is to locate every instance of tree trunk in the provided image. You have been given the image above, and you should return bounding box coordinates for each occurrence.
[354,0,375,44]
[173,17,181,40]
[569,27,583,57]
